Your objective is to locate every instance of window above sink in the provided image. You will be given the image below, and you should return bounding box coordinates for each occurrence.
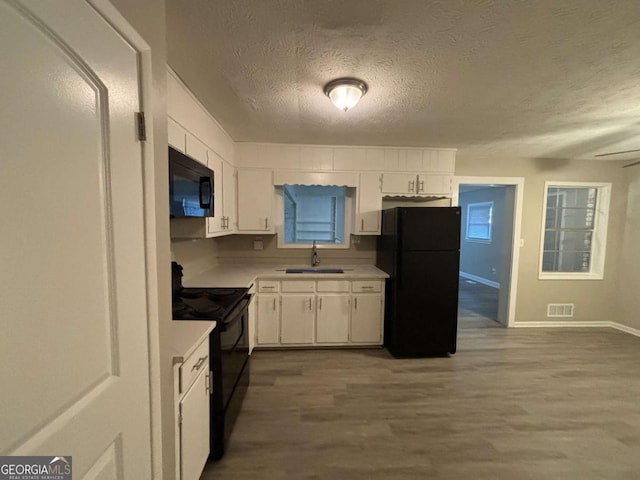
[275,184,354,249]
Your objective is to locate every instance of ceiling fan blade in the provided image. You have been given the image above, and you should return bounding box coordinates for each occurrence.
[622,159,640,168]
[595,149,640,157]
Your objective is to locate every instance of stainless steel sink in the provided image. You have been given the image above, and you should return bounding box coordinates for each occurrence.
[285,268,345,274]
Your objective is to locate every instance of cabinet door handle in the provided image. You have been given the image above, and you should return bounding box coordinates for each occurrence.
[319,297,322,310]
[208,371,213,395]
[361,286,374,290]
[418,179,424,193]
[191,355,208,372]
[308,298,312,311]
[408,180,414,192]
[361,218,364,230]
[354,297,358,310]
[262,286,275,289]
[265,217,269,229]
[273,298,276,311]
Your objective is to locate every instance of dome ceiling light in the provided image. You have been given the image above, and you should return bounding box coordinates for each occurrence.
[323,78,368,112]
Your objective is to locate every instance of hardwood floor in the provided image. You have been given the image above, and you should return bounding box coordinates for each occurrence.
[201,327,640,479]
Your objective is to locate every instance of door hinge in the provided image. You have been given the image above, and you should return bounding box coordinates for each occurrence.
[136,111,146,141]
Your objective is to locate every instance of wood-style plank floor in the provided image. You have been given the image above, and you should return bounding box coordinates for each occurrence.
[201,327,640,479]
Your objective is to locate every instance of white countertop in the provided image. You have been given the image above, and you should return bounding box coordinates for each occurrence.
[185,264,389,289]
[170,320,216,365]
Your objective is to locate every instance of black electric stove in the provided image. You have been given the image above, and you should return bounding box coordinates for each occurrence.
[173,287,249,321]
[172,262,251,461]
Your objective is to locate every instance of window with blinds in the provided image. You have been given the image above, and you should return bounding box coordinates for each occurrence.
[465,201,493,242]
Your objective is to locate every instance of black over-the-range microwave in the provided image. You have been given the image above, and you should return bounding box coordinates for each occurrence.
[169,146,214,218]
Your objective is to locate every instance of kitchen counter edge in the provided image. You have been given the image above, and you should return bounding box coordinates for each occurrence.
[185,264,389,289]
[170,320,216,365]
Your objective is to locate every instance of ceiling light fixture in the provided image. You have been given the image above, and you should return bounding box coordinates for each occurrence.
[324,78,368,112]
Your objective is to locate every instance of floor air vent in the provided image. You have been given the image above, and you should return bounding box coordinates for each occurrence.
[547,303,575,317]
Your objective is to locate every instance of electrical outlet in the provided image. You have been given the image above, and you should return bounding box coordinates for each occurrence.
[253,238,263,250]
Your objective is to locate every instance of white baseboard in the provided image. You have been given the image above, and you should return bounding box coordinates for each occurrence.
[512,320,640,338]
[459,271,500,289]
[610,322,640,338]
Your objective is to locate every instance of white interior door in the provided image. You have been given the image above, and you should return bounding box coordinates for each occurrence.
[0,1,152,478]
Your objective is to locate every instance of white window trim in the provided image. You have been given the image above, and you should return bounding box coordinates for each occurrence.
[465,201,493,243]
[538,181,611,280]
[274,186,353,249]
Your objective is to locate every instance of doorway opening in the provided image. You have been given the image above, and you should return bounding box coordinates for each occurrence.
[452,177,524,328]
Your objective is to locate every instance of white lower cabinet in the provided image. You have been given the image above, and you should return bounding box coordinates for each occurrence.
[256,293,280,345]
[255,278,384,348]
[351,294,384,343]
[316,294,350,343]
[179,368,210,480]
[280,294,315,344]
[173,334,211,480]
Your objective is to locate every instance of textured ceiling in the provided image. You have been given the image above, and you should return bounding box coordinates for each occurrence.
[166,0,640,162]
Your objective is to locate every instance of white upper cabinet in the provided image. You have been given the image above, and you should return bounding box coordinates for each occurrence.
[206,150,224,235]
[237,169,275,233]
[382,173,452,197]
[168,68,237,239]
[381,173,419,194]
[222,160,237,232]
[355,173,382,234]
[418,173,452,196]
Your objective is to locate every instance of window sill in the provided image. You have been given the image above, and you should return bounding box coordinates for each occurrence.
[538,272,604,281]
[276,242,351,250]
[465,238,492,244]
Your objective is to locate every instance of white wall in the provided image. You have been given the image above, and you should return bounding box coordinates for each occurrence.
[456,156,627,324]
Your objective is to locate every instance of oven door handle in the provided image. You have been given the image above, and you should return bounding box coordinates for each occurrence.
[216,294,251,332]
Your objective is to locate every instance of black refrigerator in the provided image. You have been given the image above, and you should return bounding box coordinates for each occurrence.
[376,207,461,357]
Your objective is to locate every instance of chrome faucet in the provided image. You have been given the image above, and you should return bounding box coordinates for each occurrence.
[311,240,320,267]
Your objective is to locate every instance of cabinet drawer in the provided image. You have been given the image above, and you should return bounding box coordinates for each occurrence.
[258,280,280,293]
[317,280,350,293]
[352,280,382,293]
[281,280,315,293]
[179,337,209,394]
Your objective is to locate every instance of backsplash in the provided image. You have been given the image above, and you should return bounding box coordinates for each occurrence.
[171,238,219,276]
[215,234,376,265]
[172,234,377,271]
